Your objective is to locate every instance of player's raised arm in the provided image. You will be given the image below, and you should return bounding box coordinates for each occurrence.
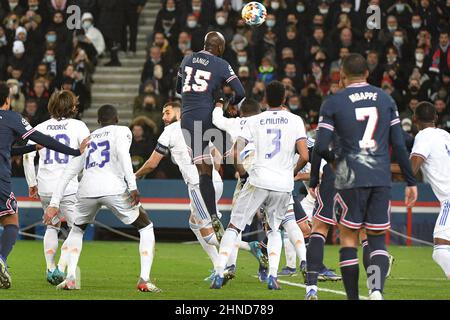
[212,104,235,133]
[315,100,336,164]
[222,62,245,107]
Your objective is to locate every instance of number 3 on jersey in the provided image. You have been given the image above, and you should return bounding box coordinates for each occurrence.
[182,66,211,93]
[355,107,378,149]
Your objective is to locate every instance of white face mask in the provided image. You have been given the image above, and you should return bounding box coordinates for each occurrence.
[9,2,18,10]
[216,16,226,26]
[412,22,422,29]
[388,25,398,32]
[266,19,275,28]
[396,3,405,12]
[238,56,247,65]
[415,52,424,61]
[393,36,403,45]
[319,7,329,15]
[10,85,18,95]
[166,7,175,12]
[82,21,92,30]
[341,6,351,13]
[192,5,201,11]
[297,4,305,13]
[187,20,197,28]
[271,2,280,10]
[290,104,299,111]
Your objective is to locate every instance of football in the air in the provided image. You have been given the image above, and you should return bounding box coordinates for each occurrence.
[241,1,267,26]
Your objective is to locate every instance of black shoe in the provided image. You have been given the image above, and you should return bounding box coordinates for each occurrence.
[104,60,122,67]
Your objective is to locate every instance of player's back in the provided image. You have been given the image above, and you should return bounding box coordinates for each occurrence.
[179,51,233,119]
[34,118,89,196]
[412,128,450,202]
[79,125,132,197]
[243,110,306,193]
[323,83,396,189]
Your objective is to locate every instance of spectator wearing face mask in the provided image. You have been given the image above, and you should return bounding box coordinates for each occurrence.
[286,94,306,119]
[407,13,424,41]
[6,78,24,112]
[238,65,254,98]
[154,0,180,46]
[173,31,192,63]
[8,40,32,82]
[267,0,287,26]
[3,0,26,16]
[80,12,105,58]
[26,0,49,27]
[329,0,362,32]
[387,0,413,27]
[190,0,215,27]
[378,15,399,46]
[207,10,233,44]
[389,29,413,63]
[133,94,163,132]
[182,13,206,52]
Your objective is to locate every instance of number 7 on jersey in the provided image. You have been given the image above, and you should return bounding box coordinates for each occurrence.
[355,107,378,149]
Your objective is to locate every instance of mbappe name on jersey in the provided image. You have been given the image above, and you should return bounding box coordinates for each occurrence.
[348,91,378,103]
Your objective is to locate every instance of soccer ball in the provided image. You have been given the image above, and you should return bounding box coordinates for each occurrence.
[241,2,267,27]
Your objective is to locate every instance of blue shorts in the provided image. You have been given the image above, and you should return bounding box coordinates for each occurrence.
[181,114,233,164]
[313,177,337,226]
[0,192,18,218]
[334,187,391,231]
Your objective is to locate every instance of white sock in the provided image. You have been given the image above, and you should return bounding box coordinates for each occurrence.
[190,222,218,268]
[283,231,297,269]
[433,245,450,278]
[138,224,155,282]
[215,228,239,277]
[65,225,84,279]
[283,220,307,263]
[239,240,251,251]
[43,226,59,271]
[267,230,282,277]
[227,232,241,267]
[203,231,220,247]
[57,239,69,273]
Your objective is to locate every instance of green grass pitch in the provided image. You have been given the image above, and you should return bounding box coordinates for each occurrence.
[2,240,448,300]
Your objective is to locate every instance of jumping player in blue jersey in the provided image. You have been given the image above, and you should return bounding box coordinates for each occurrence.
[315,54,418,300]
[0,83,89,289]
[176,31,245,241]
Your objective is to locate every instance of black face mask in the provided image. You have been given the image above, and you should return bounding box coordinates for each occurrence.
[144,103,155,109]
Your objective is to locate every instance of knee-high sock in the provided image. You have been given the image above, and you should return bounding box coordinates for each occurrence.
[367,234,389,293]
[361,239,371,272]
[203,231,220,247]
[190,222,218,268]
[215,228,239,277]
[65,225,84,279]
[138,224,155,282]
[227,232,241,267]
[340,247,359,300]
[283,220,307,263]
[43,226,59,271]
[199,174,218,218]
[283,231,297,269]
[58,239,70,272]
[306,232,326,290]
[267,230,282,277]
[433,245,450,278]
[0,224,18,261]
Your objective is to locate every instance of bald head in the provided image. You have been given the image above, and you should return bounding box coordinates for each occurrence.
[204,31,225,56]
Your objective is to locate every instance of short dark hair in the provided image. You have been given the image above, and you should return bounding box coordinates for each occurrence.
[265,81,285,108]
[414,101,437,123]
[240,98,261,116]
[98,104,118,123]
[0,82,10,106]
[342,53,368,78]
[163,101,181,110]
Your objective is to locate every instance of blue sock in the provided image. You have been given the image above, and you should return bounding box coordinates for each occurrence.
[1,225,19,261]
[367,234,389,293]
[306,232,326,286]
[339,247,359,300]
[361,239,371,272]
[199,174,218,219]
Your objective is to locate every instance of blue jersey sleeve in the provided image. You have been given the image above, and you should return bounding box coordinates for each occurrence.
[221,61,245,106]
[9,112,36,140]
[316,99,336,163]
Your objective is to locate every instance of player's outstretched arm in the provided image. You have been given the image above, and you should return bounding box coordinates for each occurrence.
[28,131,90,157]
[135,150,164,179]
[10,145,38,156]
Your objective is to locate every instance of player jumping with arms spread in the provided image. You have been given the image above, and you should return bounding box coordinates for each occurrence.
[315,54,417,300]
[23,90,90,285]
[176,31,245,242]
[44,105,160,292]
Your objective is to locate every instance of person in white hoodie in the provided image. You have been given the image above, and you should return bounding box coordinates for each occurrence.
[81,13,105,57]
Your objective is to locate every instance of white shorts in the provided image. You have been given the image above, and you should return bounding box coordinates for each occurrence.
[301,193,316,221]
[74,192,140,226]
[188,180,223,229]
[41,194,77,227]
[231,182,290,232]
[434,200,450,242]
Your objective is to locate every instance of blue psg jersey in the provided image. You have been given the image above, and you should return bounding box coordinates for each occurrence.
[317,83,401,189]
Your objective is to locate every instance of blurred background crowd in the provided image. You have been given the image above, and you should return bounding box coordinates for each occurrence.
[7,0,450,180]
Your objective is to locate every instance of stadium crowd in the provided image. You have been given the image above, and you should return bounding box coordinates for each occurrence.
[128,0,450,178]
